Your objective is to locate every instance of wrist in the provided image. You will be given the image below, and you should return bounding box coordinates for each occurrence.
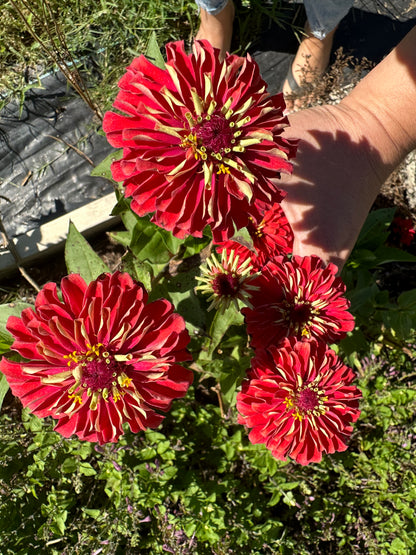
[339,25,416,177]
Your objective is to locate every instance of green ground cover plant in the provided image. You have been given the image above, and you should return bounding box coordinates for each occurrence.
[1,158,416,555]
[1,2,416,554]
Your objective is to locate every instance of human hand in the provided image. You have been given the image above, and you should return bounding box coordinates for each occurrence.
[279,26,416,270]
[279,104,385,270]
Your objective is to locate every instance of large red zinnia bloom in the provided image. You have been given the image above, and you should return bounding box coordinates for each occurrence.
[215,202,294,270]
[103,40,297,242]
[242,255,354,348]
[236,340,361,465]
[0,272,193,444]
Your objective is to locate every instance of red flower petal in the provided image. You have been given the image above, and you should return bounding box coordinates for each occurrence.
[237,339,361,465]
[242,255,354,348]
[215,202,294,270]
[103,40,297,240]
[0,272,193,444]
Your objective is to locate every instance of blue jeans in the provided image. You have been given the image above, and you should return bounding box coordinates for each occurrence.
[304,0,353,39]
[195,0,353,38]
[195,0,229,16]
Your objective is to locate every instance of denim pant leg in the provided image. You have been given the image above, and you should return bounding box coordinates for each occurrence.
[304,0,353,39]
[195,0,352,37]
[195,0,229,15]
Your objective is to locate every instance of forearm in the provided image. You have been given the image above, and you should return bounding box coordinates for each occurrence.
[280,26,416,268]
[339,24,416,179]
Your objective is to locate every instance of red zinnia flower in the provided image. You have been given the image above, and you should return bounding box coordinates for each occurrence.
[103,40,297,241]
[215,202,294,270]
[0,272,193,444]
[242,255,354,348]
[236,340,361,465]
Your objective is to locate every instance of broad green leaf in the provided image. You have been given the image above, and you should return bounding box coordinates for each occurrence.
[169,289,205,334]
[339,328,369,357]
[0,301,32,345]
[146,31,165,69]
[382,310,414,341]
[130,221,172,263]
[121,251,153,290]
[398,288,416,310]
[65,222,110,283]
[117,205,139,235]
[158,229,183,256]
[347,248,377,268]
[219,359,248,405]
[347,283,379,315]
[206,307,244,358]
[110,200,210,261]
[61,457,78,473]
[373,245,416,264]
[109,229,133,248]
[390,538,408,554]
[181,234,211,258]
[155,265,206,332]
[78,462,97,476]
[229,226,255,252]
[154,225,210,260]
[0,373,9,412]
[132,229,171,263]
[90,149,123,181]
[355,207,396,250]
[110,192,132,218]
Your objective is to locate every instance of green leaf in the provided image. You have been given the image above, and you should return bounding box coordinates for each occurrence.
[339,328,369,357]
[390,538,408,554]
[398,288,416,310]
[155,266,206,332]
[347,282,379,315]
[206,307,244,358]
[373,245,416,264]
[90,149,123,181]
[120,251,153,290]
[109,229,132,248]
[347,248,378,269]
[0,373,9,412]
[119,206,140,235]
[383,310,414,340]
[355,207,396,250]
[130,218,172,263]
[229,226,255,252]
[219,358,248,405]
[61,457,78,474]
[181,234,211,258]
[54,511,68,535]
[146,31,165,69]
[110,193,133,220]
[82,508,101,519]
[0,301,32,346]
[78,462,97,476]
[65,222,110,283]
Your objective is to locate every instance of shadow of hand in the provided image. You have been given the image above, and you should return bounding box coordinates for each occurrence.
[279,105,386,269]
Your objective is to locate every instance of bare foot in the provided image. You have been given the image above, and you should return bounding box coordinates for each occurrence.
[283,21,336,112]
[195,0,235,60]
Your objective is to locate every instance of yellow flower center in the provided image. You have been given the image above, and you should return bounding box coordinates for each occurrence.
[284,381,328,421]
[63,343,134,409]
